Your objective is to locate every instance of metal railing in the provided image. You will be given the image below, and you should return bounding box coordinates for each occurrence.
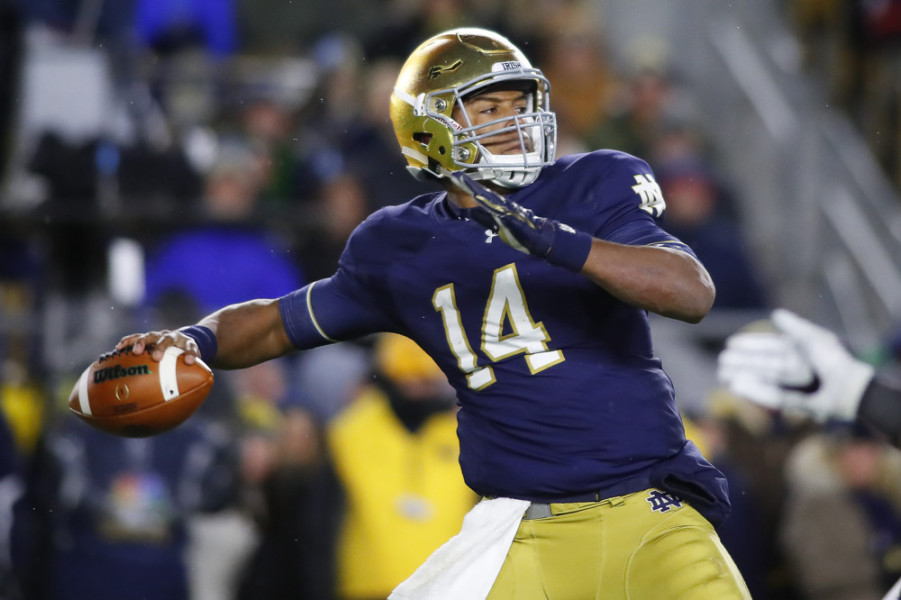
[599,0,901,351]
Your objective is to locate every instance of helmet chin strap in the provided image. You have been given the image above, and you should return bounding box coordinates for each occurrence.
[472,148,543,188]
[475,168,538,188]
[429,154,542,189]
[428,165,539,190]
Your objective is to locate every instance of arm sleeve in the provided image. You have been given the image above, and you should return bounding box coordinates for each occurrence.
[605,218,697,258]
[857,376,901,446]
[278,275,396,350]
[590,154,697,258]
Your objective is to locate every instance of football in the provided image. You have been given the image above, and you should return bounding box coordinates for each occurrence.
[69,346,214,437]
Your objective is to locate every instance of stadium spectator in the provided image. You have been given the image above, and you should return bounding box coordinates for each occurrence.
[586,45,679,161]
[536,16,615,149]
[134,0,236,59]
[785,0,901,192]
[12,414,237,600]
[339,58,435,212]
[235,400,329,600]
[142,138,304,317]
[314,333,477,600]
[293,171,368,284]
[232,93,304,211]
[655,156,769,310]
[358,0,469,61]
[781,424,901,599]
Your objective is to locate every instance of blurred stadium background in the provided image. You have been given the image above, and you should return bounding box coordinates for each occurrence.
[3,1,901,599]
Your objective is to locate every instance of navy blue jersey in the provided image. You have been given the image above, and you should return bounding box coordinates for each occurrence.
[281,150,730,524]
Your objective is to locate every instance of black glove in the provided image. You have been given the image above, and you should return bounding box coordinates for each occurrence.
[448,171,592,272]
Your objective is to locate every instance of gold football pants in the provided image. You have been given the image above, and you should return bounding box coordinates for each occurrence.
[487,488,751,600]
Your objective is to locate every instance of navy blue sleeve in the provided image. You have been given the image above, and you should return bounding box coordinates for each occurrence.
[606,219,697,258]
[278,276,395,349]
[590,153,696,257]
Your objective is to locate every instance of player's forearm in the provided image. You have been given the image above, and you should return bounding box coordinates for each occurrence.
[198,298,295,369]
[580,240,716,323]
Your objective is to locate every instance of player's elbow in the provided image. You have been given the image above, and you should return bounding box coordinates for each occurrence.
[682,296,715,324]
[676,276,716,324]
[656,269,715,324]
[648,248,715,323]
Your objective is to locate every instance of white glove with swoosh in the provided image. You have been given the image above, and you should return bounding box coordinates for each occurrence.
[717,309,874,422]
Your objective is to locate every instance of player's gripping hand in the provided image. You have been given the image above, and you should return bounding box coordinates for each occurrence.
[448,171,592,273]
[116,325,217,365]
[717,308,874,422]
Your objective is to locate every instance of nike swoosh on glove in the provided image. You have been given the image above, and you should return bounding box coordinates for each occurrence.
[717,308,874,422]
[448,171,592,273]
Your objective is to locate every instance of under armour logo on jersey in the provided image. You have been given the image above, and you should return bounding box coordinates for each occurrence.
[646,490,682,514]
[484,229,499,243]
[631,174,666,217]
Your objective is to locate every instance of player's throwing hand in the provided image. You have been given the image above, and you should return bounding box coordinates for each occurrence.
[448,171,592,273]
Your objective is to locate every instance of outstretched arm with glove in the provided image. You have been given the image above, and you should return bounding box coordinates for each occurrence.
[718,308,901,443]
[447,172,715,324]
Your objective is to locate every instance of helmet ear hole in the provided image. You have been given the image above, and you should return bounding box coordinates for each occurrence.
[413,132,433,146]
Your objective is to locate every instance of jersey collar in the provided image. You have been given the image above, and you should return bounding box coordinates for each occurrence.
[440,193,476,221]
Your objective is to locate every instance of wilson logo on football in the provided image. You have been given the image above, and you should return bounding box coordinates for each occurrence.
[93,364,152,383]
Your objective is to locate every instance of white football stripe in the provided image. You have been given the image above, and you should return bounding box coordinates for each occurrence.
[77,366,92,416]
[159,347,183,401]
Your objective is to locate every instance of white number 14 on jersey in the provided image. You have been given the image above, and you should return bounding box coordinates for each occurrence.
[432,263,564,390]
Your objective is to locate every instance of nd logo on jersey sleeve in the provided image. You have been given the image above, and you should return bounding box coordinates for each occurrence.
[631,174,666,217]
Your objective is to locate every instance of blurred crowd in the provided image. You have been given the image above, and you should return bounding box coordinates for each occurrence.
[785,0,901,192]
[0,0,900,599]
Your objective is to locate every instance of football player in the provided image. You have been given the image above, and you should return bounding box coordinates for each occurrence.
[120,28,751,599]
[718,310,901,600]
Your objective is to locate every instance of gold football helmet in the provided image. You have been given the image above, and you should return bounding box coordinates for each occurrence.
[390,28,556,188]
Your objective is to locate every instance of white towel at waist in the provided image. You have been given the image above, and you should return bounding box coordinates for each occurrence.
[389,497,529,600]
[883,576,901,600]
